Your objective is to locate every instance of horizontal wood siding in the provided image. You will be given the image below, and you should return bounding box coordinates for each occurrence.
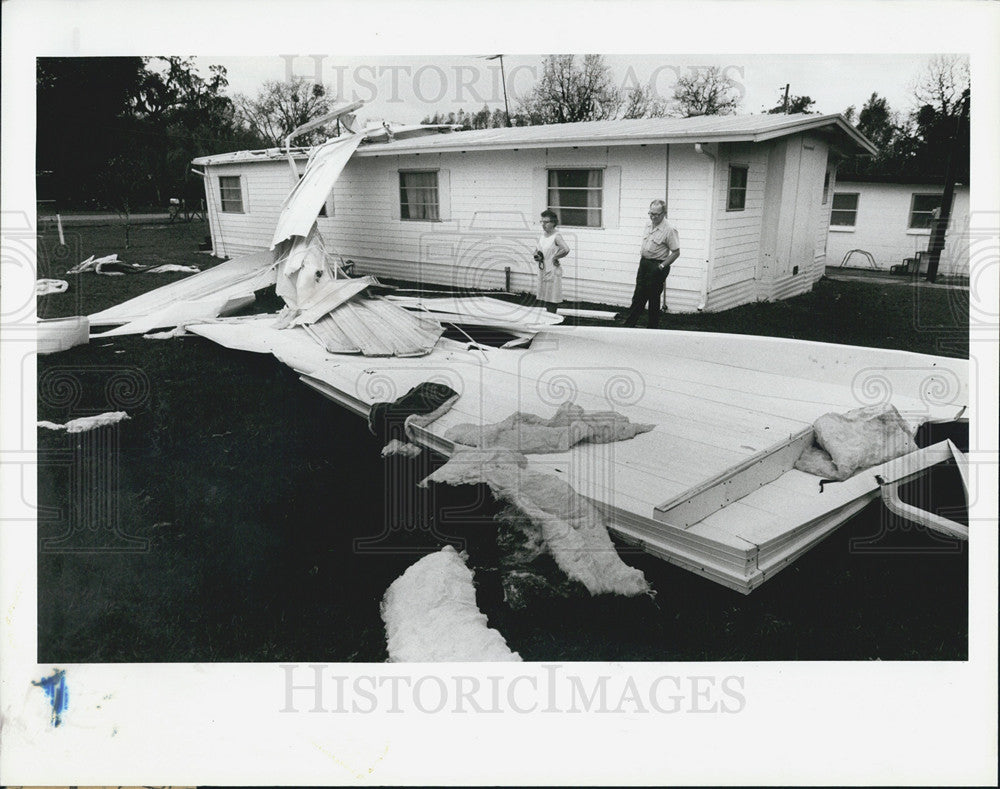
[204,161,291,257]
[708,142,768,296]
[813,163,836,282]
[314,145,710,310]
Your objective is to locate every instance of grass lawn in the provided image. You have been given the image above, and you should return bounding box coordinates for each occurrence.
[36,222,969,662]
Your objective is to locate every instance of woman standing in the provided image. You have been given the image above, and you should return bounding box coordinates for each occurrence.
[533,209,570,313]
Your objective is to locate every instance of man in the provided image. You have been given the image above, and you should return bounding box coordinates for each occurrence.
[621,199,680,329]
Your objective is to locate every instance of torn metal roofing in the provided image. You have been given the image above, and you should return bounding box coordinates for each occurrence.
[192,113,876,166]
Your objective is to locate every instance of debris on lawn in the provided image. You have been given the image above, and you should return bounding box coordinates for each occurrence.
[38,411,130,433]
[147,264,201,274]
[37,316,89,354]
[36,279,69,295]
[421,447,652,598]
[381,545,521,662]
[67,254,150,275]
[143,326,190,340]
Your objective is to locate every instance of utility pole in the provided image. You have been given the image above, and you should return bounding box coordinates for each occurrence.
[925,89,970,283]
[487,54,513,127]
[782,83,790,113]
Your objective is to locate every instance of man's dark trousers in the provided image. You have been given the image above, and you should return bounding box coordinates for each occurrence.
[622,256,669,329]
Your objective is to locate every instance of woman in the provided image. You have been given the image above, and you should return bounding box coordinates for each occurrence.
[533,209,570,313]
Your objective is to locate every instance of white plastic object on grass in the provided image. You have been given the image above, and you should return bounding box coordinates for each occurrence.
[381,546,521,662]
[38,411,130,433]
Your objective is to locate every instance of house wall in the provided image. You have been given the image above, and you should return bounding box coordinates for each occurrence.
[203,160,297,258]
[200,133,840,312]
[204,144,721,311]
[825,181,971,276]
[751,134,832,305]
[702,141,770,312]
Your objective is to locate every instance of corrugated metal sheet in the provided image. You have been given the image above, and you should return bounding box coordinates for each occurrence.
[193,113,875,166]
[304,297,444,357]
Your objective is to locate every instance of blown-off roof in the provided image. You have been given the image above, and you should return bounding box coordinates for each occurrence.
[193,113,875,166]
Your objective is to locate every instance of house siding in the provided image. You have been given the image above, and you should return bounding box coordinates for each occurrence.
[825,181,970,276]
[703,142,769,311]
[199,130,840,312]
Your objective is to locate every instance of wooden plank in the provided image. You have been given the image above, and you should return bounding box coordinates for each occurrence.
[654,427,814,527]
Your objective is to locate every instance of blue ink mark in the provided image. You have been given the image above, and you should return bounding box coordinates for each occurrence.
[32,669,69,727]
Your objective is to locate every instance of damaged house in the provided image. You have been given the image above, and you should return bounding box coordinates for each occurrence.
[192,113,876,312]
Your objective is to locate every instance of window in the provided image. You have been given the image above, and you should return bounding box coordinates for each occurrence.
[909,193,941,229]
[297,173,329,217]
[547,169,603,227]
[727,165,748,211]
[218,176,244,213]
[822,171,830,204]
[399,170,439,220]
[830,192,859,227]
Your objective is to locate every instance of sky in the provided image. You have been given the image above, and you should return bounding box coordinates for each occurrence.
[199,53,955,126]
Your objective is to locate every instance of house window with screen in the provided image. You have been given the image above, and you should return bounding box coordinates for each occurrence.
[830,192,859,227]
[547,169,603,227]
[399,171,439,220]
[909,193,942,229]
[727,165,748,211]
[218,176,244,213]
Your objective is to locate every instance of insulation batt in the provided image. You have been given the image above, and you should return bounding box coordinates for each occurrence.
[446,401,654,454]
[794,403,919,481]
[38,411,130,433]
[381,546,521,662]
[422,448,651,598]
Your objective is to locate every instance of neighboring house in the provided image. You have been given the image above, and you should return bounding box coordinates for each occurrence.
[192,114,875,312]
[825,178,970,277]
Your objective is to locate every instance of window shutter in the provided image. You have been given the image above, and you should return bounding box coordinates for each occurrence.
[603,166,621,229]
[533,166,548,219]
[437,168,451,221]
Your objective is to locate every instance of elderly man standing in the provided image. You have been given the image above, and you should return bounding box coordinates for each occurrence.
[621,199,680,329]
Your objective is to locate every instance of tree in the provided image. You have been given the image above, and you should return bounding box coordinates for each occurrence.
[670,67,741,117]
[235,78,334,147]
[36,57,146,208]
[855,92,897,151]
[765,92,817,114]
[621,84,668,119]
[911,54,969,119]
[518,55,621,124]
[133,57,261,205]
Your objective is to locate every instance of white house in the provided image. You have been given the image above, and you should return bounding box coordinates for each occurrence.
[192,114,875,313]
[825,178,970,276]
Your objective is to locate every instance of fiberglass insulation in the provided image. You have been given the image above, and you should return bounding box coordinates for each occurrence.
[445,401,654,454]
[794,403,919,481]
[381,546,521,662]
[421,448,651,598]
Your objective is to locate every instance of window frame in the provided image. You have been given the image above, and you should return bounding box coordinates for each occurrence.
[546,167,605,229]
[726,164,749,212]
[830,191,860,229]
[218,175,245,214]
[908,193,942,231]
[398,169,441,222]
